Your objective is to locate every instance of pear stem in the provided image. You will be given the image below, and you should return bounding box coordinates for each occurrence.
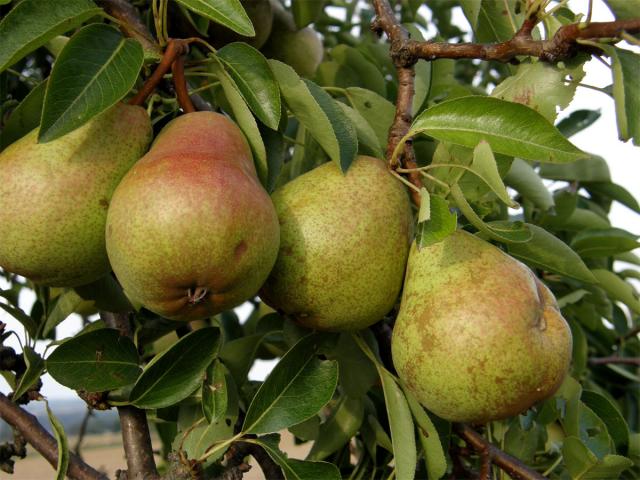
[172,54,196,113]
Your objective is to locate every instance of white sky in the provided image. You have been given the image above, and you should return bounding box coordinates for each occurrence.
[0,1,638,399]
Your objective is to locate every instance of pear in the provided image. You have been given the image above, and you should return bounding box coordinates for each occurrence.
[392,230,572,423]
[0,103,152,287]
[260,156,412,331]
[105,112,280,322]
[262,2,323,78]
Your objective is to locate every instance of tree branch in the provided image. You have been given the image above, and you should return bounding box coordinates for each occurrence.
[100,311,160,480]
[172,54,196,113]
[225,441,284,480]
[0,393,107,480]
[454,424,545,480]
[589,356,640,366]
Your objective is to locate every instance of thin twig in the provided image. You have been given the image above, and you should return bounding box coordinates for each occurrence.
[589,356,640,366]
[73,407,93,459]
[96,0,161,58]
[0,393,107,480]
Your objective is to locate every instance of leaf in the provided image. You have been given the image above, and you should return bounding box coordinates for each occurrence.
[212,60,268,185]
[46,328,140,391]
[557,109,601,138]
[462,0,519,43]
[331,45,386,97]
[217,43,281,129]
[584,182,640,214]
[74,274,132,312]
[0,0,101,73]
[403,387,447,480]
[253,434,341,480]
[581,390,630,453]
[327,333,378,399]
[41,290,84,337]
[563,437,633,479]
[174,0,254,36]
[38,24,144,143]
[418,188,431,224]
[336,102,384,158]
[180,417,235,462]
[13,347,44,400]
[416,194,457,249]
[504,159,554,211]
[413,61,432,113]
[599,46,640,145]
[409,96,587,163]
[46,401,69,480]
[470,140,517,207]
[591,270,640,314]
[506,224,596,284]
[219,332,269,384]
[571,228,640,258]
[0,79,47,148]
[243,335,338,434]
[539,155,610,182]
[307,396,364,461]
[130,327,221,408]
[270,59,357,171]
[292,0,325,29]
[451,183,531,243]
[0,302,38,338]
[202,359,228,424]
[345,87,395,148]
[604,0,640,20]
[379,368,416,480]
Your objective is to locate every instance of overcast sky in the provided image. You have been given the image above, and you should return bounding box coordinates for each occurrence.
[0,1,638,399]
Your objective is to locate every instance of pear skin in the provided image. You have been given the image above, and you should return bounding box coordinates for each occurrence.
[0,103,152,286]
[392,230,572,423]
[260,156,412,331]
[106,112,280,321]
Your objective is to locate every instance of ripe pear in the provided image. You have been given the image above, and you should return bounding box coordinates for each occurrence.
[260,156,412,331]
[106,112,280,322]
[0,103,152,287]
[208,0,273,49]
[262,2,323,78]
[392,230,572,423]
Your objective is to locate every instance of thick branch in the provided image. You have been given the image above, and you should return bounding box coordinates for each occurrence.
[589,356,640,366]
[226,441,283,480]
[96,0,162,59]
[100,312,159,480]
[0,393,107,480]
[454,424,545,480]
[407,19,640,63]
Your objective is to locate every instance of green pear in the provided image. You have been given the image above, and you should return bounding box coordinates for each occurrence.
[0,103,152,287]
[392,230,572,423]
[262,2,323,78]
[208,0,273,49]
[106,112,280,322]
[260,156,412,331]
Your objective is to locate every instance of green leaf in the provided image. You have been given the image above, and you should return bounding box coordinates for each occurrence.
[409,96,587,163]
[130,327,221,408]
[270,59,357,172]
[46,328,140,391]
[212,60,268,185]
[416,194,457,249]
[13,347,44,400]
[581,390,630,453]
[571,228,640,258]
[584,182,640,214]
[451,183,531,243]
[0,78,47,148]
[38,24,144,143]
[74,274,132,313]
[504,159,555,211]
[307,395,364,461]
[403,387,447,480]
[591,269,640,314]
[0,302,38,338]
[0,0,101,73]
[174,0,254,36]
[202,359,228,424]
[379,368,416,480]
[253,434,341,480]
[345,87,395,149]
[557,109,601,138]
[461,0,519,43]
[292,0,325,29]
[336,102,384,158]
[219,332,270,384]
[180,418,235,463]
[243,335,338,434]
[506,224,596,284]
[327,333,377,399]
[46,401,69,480]
[470,140,517,207]
[539,155,610,182]
[217,44,281,129]
[604,0,640,20]
[331,45,386,97]
[563,437,633,479]
[600,46,640,145]
[42,290,84,337]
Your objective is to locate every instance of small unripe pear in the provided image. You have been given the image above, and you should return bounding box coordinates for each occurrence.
[392,231,572,423]
[0,104,152,286]
[260,156,412,331]
[106,112,280,321]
